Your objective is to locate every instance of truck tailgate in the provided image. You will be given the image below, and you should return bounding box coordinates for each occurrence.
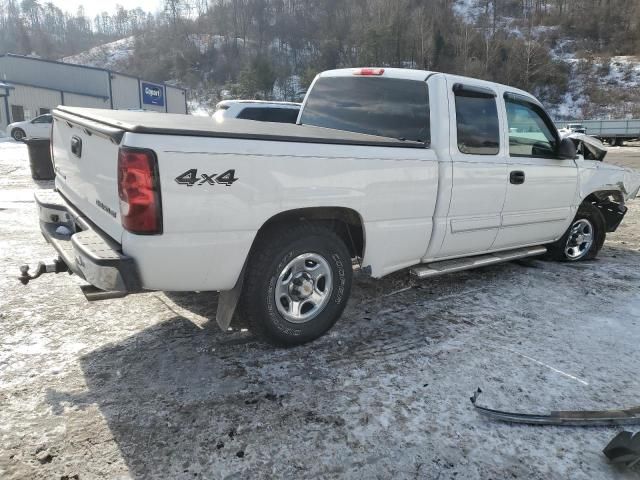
[52,113,124,242]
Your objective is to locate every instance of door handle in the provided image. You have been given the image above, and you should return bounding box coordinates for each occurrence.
[510,170,525,185]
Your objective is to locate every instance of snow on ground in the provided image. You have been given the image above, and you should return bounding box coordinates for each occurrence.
[187,34,246,53]
[1,140,640,479]
[454,0,483,23]
[188,98,214,117]
[606,56,640,88]
[61,36,135,71]
[272,74,304,102]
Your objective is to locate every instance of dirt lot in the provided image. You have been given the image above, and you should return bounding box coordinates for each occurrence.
[1,139,640,479]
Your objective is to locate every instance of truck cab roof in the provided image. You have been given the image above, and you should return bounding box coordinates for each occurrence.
[319,68,539,103]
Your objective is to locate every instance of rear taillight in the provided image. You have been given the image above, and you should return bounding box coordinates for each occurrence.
[117,147,162,234]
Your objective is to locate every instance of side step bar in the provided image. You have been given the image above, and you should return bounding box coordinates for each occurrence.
[410,246,547,279]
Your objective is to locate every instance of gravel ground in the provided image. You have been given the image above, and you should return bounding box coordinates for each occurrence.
[1,139,640,479]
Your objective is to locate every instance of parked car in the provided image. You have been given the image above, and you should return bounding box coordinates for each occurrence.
[6,113,52,141]
[213,100,301,124]
[22,67,640,346]
[565,123,587,134]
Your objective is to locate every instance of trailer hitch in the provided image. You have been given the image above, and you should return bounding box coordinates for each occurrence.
[19,258,69,285]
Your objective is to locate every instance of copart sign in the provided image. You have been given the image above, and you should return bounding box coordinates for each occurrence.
[142,82,165,107]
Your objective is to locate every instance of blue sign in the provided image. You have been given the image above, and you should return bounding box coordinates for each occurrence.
[142,82,165,107]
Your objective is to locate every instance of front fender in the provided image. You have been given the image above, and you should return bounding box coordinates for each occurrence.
[578,161,640,204]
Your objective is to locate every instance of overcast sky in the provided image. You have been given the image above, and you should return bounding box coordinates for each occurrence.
[52,0,164,17]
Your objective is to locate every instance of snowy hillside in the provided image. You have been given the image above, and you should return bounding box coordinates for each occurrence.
[59,0,640,121]
[61,36,135,71]
[454,0,640,120]
[553,55,640,120]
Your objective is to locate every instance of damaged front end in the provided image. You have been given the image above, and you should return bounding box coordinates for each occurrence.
[562,132,608,162]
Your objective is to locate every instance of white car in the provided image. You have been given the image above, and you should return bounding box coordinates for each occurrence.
[213,100,301,124]
[6,114,53,141]
[23,68,640,346]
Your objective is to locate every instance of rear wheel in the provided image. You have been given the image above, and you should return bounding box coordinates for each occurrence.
[11,128,25,141]
[238,223,353,346]
[547,203,605,261]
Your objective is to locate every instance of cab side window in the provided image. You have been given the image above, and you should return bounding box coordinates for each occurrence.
[32,114,52,124]
[454,85,500,155]
[505,97,557,158]
[237,107,299,124]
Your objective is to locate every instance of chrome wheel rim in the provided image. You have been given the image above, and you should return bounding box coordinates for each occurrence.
[564,218,594,260]
[13,130,24,141]
[275,253,333,324]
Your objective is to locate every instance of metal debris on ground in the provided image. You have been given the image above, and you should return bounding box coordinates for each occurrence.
[471,388,640,426]
[603,431,640,469]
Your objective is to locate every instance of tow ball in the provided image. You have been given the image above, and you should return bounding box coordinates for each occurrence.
[19,258,69,285]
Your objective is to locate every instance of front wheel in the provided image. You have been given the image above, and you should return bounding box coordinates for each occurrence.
[547,203,606,261]
[11,128,25,141]
[238,223,353,346]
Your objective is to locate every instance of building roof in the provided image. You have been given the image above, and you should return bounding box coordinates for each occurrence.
[0,53,186,94]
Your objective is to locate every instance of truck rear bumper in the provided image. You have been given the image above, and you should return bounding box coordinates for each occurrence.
[35,190,142,293]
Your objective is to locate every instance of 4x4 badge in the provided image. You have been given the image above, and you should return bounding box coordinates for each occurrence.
[175,169,238,187]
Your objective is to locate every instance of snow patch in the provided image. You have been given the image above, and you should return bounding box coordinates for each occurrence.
[454,0,483,23]
[188,99,213,117]
[61,36,135,70]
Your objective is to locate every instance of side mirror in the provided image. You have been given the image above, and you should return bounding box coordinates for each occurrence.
[557,137,576,159]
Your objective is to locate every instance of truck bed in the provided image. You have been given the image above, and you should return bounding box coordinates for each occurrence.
[54,106,426,148]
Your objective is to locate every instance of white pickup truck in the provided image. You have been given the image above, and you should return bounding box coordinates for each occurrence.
[22,67,640,346]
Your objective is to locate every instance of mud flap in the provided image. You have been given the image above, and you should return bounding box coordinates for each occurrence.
[215,265,246,331]
[595,200,628,232]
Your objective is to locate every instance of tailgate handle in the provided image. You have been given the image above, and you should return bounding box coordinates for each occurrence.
[71,136,82,158]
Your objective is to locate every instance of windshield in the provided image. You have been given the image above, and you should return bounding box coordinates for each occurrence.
[300,76,430,143]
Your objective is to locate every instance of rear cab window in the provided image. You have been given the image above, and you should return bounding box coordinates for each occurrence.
[300,76,430,144]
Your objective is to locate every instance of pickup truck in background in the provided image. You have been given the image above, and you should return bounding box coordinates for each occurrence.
[22,68,640,346]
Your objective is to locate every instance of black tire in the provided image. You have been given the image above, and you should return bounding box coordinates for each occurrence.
[238,222,353,346]
[615,138,624,147]
[11,128,25,141]
[547,203,606,261]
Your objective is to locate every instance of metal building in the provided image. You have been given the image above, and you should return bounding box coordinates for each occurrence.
[0,54,187,131]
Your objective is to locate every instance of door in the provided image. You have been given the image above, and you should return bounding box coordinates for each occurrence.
[492,93,578,250]
[11,104,24,122]
[435,82,508,258]
[29,114,52,137]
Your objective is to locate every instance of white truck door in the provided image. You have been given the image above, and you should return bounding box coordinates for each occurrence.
[435,81,508,258]
[491,93,578,250]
